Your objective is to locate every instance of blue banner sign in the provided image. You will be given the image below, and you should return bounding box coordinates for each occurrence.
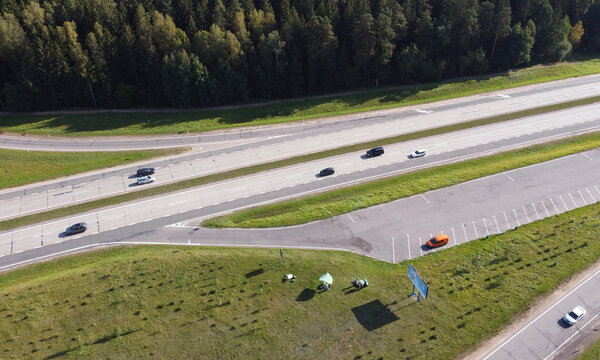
[408,264,429,299]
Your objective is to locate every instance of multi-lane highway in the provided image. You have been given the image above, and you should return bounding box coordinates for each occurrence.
[0,141,598,266]
[2,99,600,221]
[1,75,599,208]
[1,76,599,357]
[1,75,598,231]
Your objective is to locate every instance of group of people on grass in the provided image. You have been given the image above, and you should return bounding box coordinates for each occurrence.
[351,277,369,290]
[283,273,369,291]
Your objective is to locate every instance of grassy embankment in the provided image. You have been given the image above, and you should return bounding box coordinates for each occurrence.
[2,59,600,136]
[0,148,186,190]
[204,131,600,228]
[1,95,599,232]
[0,202,598,359]
[578,339,600,360]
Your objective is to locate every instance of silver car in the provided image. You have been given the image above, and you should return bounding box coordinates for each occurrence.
[411,149,427,158]
[137,175,155,185]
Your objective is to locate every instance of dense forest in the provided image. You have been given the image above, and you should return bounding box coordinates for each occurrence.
[0,0,599,110]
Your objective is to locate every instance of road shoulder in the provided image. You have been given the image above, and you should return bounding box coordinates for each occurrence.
[462,258,600,360]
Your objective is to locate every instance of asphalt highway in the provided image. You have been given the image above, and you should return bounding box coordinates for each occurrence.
[1,74,600,152]
[1,80,599,357]
[1,143,597,360]
[1,75,600,212]
[0,141,598,266]
[1,75,599,359]
[1,102,600,221]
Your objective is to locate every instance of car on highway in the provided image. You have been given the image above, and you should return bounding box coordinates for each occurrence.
[426,234,449,248]
[136,168,155,177]
[137,175,155,185]
[366,146,385,158]
[319,167,335,177]
[563,306,586,326]
[410,149,427,158]
[65,222,87,236]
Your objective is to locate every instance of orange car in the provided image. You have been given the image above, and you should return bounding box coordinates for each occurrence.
[426,234,449,248]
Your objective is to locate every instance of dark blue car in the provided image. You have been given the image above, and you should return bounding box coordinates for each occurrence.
[136,168,155,177]
[319,167,335,177]
[66,222,87,236]
[366,146,384,158]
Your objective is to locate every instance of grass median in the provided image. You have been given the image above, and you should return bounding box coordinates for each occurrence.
[0,201,598,359]
[2,59,600,136]
[1,96,599,232]
[203,131,600,228]
[0,148,186,190]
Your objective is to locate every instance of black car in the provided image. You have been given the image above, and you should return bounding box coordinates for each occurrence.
[319,167,335,177]
[136,168,155,177]
[66,222,87,236]
[366,146,384,158]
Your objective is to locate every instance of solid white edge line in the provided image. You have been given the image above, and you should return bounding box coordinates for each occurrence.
[0,244,101,270]
[0,241,390,270]
[482,267,600,360]
[3,125,600,247]
[4,125,600,227]
[543,312,600,360]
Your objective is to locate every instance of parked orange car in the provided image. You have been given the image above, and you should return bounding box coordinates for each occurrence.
[426,234,449,248]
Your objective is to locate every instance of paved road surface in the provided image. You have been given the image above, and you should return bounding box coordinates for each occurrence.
[481,267,600,360]
[1,75,599,152]
[1,145,597,267]
[1,76,599,357]
[1,103,599,221]
[1,75,599,215]
[1,148,597,360]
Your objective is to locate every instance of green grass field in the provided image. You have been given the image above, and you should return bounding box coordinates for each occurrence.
[2,59,600,136]
[0,148,186,190]
[0,202,598,359]
[577,339,600,360]
[203,132,600,228]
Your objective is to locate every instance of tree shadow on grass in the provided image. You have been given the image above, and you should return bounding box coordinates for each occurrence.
[93,329,138,344]
[5,86,428,132]
[45,347,79,359]
[4,69,519,134]
[245,268,264,278]
[296,288,316,302]
[351,299,400,331]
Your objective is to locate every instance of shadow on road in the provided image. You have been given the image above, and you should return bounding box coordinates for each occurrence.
[557,318,572,329]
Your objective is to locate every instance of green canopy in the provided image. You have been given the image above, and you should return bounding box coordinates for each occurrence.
[319,273,333,285]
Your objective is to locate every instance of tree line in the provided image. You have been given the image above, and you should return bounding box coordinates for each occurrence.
[0,0,599,111]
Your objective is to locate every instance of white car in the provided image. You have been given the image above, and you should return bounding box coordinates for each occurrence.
[411,149,427,158]
[137,175,155,185]
[563,306,586,326]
